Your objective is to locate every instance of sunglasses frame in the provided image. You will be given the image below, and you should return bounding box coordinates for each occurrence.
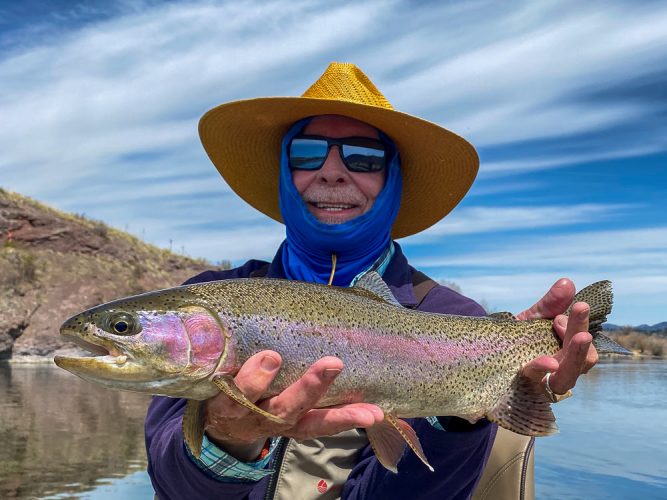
[288,134,387,173]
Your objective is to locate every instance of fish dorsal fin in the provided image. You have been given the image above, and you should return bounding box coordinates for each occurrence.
[488,311,515,321]
[353,271,401,307]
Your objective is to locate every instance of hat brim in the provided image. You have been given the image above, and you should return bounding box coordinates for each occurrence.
[199,97,478,239]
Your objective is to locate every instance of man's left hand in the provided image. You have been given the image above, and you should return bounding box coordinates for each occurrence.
[515,278,599,397]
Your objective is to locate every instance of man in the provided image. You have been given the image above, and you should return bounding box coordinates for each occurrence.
[145,63,597,499]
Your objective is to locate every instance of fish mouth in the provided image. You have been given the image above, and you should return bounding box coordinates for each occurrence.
[54,325,152,382]
[58,322,127,359]
[64,333,114,357]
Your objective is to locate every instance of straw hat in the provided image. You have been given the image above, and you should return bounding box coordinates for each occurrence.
[199,62,478,238]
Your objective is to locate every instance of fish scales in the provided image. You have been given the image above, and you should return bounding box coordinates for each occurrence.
[186,278,560,419]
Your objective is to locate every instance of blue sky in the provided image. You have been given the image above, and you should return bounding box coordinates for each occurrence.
[1,0,665,325]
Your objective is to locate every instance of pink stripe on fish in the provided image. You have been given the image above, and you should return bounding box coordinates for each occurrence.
[309,325,513,364]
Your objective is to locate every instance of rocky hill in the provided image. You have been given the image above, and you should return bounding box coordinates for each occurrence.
[0,188,226,361]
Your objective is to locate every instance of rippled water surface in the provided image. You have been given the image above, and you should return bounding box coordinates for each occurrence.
[535,358,667,499]
[1,359,665,498]
[0,363,152,499]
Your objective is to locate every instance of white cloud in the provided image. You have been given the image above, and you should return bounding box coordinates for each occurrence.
[407,204,629,240]
[2,0,667,200]
[479,145,662,177]
[0,0,381,197]
[407,227,667,324]
[418,227,667,271]
[417,227,667,276]
[384,1,667,147]
[178,222,286,263]
[0,0,665,325]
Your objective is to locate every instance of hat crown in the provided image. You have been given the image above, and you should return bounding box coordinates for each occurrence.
[301,62,394,110]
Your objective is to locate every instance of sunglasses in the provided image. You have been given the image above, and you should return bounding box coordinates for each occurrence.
[288,135,387,173]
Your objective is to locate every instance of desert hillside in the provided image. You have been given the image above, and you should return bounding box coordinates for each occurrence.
[0,188,227,360]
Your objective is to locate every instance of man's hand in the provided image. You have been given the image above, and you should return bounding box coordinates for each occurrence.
[203,352,384,461]
[516,278,599,397]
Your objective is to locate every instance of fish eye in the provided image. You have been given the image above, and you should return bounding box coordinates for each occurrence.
[106,312,141,336]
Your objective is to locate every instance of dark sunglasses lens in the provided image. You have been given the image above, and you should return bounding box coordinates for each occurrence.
[342,144,386,172]
[289,138,328,170]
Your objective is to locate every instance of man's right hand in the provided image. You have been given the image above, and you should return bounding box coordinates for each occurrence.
[203,351,384,462]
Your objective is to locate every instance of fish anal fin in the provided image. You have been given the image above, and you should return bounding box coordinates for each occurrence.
[366,415,433,473]
[212,374,287,424]
[488,311,515,321]
[487,375,559,437]
[183,399,205,458]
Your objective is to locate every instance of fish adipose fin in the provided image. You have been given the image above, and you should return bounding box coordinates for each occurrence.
[569,280,631,355]
[366,415,433,473]
[354,271,401,307]
[183,399,206,458]
[487,375,559,437]
[212,374,287,424]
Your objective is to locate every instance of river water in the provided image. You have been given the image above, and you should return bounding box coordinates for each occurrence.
[1,358,665,499]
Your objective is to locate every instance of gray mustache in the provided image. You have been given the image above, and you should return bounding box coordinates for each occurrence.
[300,186,366,206]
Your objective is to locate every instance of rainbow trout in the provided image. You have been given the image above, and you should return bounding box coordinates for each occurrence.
[54,273,628,472]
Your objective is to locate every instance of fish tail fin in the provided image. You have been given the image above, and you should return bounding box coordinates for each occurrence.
[567,280,631,355]
[487,375,558,437]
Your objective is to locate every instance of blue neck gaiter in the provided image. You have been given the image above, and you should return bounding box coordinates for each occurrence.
[279,117,402,286]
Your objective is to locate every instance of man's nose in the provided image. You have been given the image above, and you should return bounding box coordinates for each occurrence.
[317,146,349,183]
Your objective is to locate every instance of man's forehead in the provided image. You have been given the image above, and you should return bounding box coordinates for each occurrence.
[303,114,380,139]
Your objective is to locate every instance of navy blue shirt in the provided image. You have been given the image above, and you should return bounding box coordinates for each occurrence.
[145,243,496,499]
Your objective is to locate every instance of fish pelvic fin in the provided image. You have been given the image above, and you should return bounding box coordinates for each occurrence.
[567,280,631,355]
[183,399,206,458]
[212,374,287,424]
[487,375,559,437]
[366,415,433,473]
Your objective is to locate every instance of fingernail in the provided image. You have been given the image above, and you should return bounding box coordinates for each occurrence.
[579,308,589,320]
[261,356,279,372]
[556,316,567,327]
[323,368,341,381]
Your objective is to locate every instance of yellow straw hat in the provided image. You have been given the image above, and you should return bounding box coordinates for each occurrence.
[199,62,479,238]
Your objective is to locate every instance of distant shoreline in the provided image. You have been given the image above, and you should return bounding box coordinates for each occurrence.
[607,330,667,358]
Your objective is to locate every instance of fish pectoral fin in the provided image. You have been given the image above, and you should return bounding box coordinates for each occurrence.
[212,374,287,424]
[183,399,205,458]
[366,414,434,473]
[487,375,559,436]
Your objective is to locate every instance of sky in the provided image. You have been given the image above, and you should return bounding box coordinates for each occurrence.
[1,0,665,325]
